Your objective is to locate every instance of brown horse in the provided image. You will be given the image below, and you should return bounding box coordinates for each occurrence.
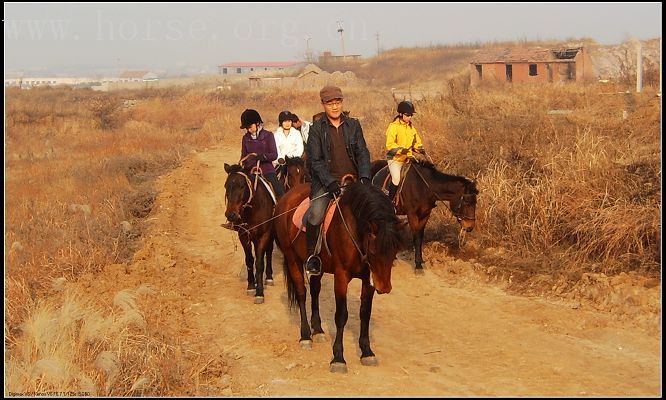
[223,163,276,304]
[371,159,478,273]
[276,156,308,191]
[274,182,408,372]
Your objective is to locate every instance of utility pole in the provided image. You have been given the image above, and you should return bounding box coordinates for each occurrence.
[337,20,346,61]
[375,32,380,55]
[636,40,643,93]
[305,35,312,63]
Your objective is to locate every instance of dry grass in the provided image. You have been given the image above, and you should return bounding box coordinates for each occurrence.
[433,79,660,279]
[4,284,197,396]
[5,86,220,395]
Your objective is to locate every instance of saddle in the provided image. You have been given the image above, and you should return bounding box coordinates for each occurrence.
[373,162,413,207]
[292,197,337,234]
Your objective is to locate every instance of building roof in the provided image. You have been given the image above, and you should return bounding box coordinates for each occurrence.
[297,64,323,78]
[119,70,150,78]
[218,61,304,68]
[470,47,582,64]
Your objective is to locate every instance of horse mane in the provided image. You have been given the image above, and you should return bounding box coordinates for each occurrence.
[285,156,305,167]
[340,182,403,255]
[414,159,478,194]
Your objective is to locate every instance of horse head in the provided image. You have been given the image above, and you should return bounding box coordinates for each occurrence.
[452,179,478,232]
[412,160,478,232]
[284,156,307,190]
[341,183,409,294]
[223,163,252,224]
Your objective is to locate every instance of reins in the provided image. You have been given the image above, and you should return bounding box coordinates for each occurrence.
[221,189,335,236]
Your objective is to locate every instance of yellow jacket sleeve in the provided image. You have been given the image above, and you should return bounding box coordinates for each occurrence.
[413,129,424,151]
[385,123,400,151]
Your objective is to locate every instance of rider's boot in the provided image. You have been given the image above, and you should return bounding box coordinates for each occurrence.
[304,222,322,277]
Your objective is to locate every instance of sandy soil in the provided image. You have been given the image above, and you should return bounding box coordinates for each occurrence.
[78,145,661,397]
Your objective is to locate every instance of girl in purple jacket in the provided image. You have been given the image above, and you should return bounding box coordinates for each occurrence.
[239,109,285,197]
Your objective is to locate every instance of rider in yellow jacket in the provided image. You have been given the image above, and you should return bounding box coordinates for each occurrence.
[385,100,426,200]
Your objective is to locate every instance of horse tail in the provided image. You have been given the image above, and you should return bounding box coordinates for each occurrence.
[283,253,299,310]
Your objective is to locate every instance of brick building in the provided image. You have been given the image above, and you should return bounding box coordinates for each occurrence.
[470,46,594,86]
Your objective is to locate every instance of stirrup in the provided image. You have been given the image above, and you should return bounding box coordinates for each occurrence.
[305,254,322,277]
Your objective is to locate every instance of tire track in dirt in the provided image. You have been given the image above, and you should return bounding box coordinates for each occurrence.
[127,145,661,396]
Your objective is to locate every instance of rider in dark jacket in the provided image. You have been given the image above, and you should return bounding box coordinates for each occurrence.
[239,109,285,197]
[304,86,372,276]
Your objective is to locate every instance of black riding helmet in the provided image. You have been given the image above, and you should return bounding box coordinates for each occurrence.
[240,109,263,129]
[278,110,294,124]
[397,100,416,115]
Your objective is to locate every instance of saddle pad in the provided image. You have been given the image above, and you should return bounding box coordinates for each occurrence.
[292,197,337,233]
[258,176,277,205]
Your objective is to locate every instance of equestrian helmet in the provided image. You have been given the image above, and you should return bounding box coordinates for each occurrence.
[278,110,294,124]
[397,100,416,115]
[240,109,263,129]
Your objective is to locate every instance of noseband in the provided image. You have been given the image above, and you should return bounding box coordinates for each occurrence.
[452,193,476,222]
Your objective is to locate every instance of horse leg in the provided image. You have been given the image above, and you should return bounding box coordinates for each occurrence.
[330,272,350,373]
[359,277,378,366]
[407,213,426,273]
[265,238,274,285]
[309,274,326,342]
[253,238,266,304]
[413,225,426,274]
[240,235,256,293]
[289,256,312,348]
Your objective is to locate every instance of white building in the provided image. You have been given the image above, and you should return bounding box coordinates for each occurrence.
[118,71,159,82]
[4,77,98,88]
[5,71,159,89]
[218,61,305,75]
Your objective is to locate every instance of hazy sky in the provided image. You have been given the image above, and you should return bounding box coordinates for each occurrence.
[4,2,662,74]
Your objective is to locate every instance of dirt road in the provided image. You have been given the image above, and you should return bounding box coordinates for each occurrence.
[86,145,661,396]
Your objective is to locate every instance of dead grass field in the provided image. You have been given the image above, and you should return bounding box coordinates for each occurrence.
[4,44,661,395]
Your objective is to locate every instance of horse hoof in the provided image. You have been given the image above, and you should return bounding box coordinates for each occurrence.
[360,356,378,366]
[299,340,312,350]
[246,288,256,295]
[254,296,264,304]
[312,333,327,343]
[329,362,348,373]
[414,268,425,275]
[265,279,274,286]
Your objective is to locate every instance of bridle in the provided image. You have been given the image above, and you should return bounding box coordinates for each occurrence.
[225,171,254,212]
[451,192,477,222]
[284,164,304,191]
[410,161,476,222]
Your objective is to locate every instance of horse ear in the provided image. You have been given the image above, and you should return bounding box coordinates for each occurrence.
[285,155,291,162]
[224,163,231,173]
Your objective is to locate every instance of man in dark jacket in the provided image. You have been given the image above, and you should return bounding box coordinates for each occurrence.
[240,109,285,197]
[304,86,372,276]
